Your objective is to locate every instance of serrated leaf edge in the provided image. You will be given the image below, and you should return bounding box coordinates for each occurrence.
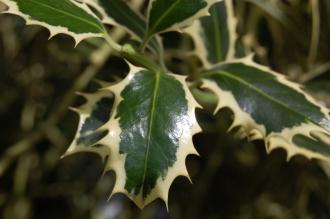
[0,0,105,46]
[203,55,330,162]
[97,63,202,209]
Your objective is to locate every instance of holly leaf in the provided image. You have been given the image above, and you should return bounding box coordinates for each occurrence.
[65,64,201,208]
[202,56,330,161]
[0,0,107,45]
[144,0,221,43]
[185,0,238,67]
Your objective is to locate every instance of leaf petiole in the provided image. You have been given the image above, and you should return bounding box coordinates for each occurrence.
[121,43,162,73]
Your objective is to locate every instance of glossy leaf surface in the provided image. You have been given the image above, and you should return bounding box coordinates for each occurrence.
[65,65,201,208]
[102,65,200,208]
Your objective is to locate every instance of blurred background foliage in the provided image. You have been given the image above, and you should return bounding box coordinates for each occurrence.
[0,0,330,218]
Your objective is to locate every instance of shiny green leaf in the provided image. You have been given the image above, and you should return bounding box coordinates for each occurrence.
[101,65,200,208]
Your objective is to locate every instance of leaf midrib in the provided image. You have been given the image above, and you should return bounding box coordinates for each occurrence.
[213,70,320,127]
[141,72,161,194]
[29,0,104,33]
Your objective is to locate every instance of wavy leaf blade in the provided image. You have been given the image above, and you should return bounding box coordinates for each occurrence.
[146,0,219,39]
[1,0,105,44]
[203,59,330,161]
[93,65,201,208]
[66,65,201,208]
[117,71,191,198]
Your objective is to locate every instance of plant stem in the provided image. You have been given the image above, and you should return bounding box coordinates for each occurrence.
[190,87,219,107]
[308,0,320,66]
[104,32,164,73]
[140,34,151,52]
[104,32,122,53]
[121,43,161,72]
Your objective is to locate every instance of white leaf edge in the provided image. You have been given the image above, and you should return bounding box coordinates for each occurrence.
[146,0,222,35]
[184,0,238,68]
[0,0,105,46]
[93,63,202,209]
[202,55,330,162]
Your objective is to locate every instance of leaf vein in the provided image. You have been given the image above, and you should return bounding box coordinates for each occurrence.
[215,71,322,128]
[141,72,161,194]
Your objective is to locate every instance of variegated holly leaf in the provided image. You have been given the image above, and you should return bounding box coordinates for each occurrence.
[65,90,114,158]
[65,64,201,208]
[144,0,221,43]
[83,0,163,55]
[202,56,330,161]
[185,0,238,67]
[0,0,107,45]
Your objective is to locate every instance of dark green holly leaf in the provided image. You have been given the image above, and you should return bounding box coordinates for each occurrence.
[202,57,330,161]
[95,64,201,208]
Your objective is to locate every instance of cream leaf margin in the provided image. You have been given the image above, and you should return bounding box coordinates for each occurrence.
[0,0,105,46]
[99,64,202,209]
[65,63,202,209]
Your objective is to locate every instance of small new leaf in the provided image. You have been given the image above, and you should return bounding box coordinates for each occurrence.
[145,0,221,43]
[0,0,106,45]
[185,0,238,67]
[203,57,330,161]
[100,64,201,208]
